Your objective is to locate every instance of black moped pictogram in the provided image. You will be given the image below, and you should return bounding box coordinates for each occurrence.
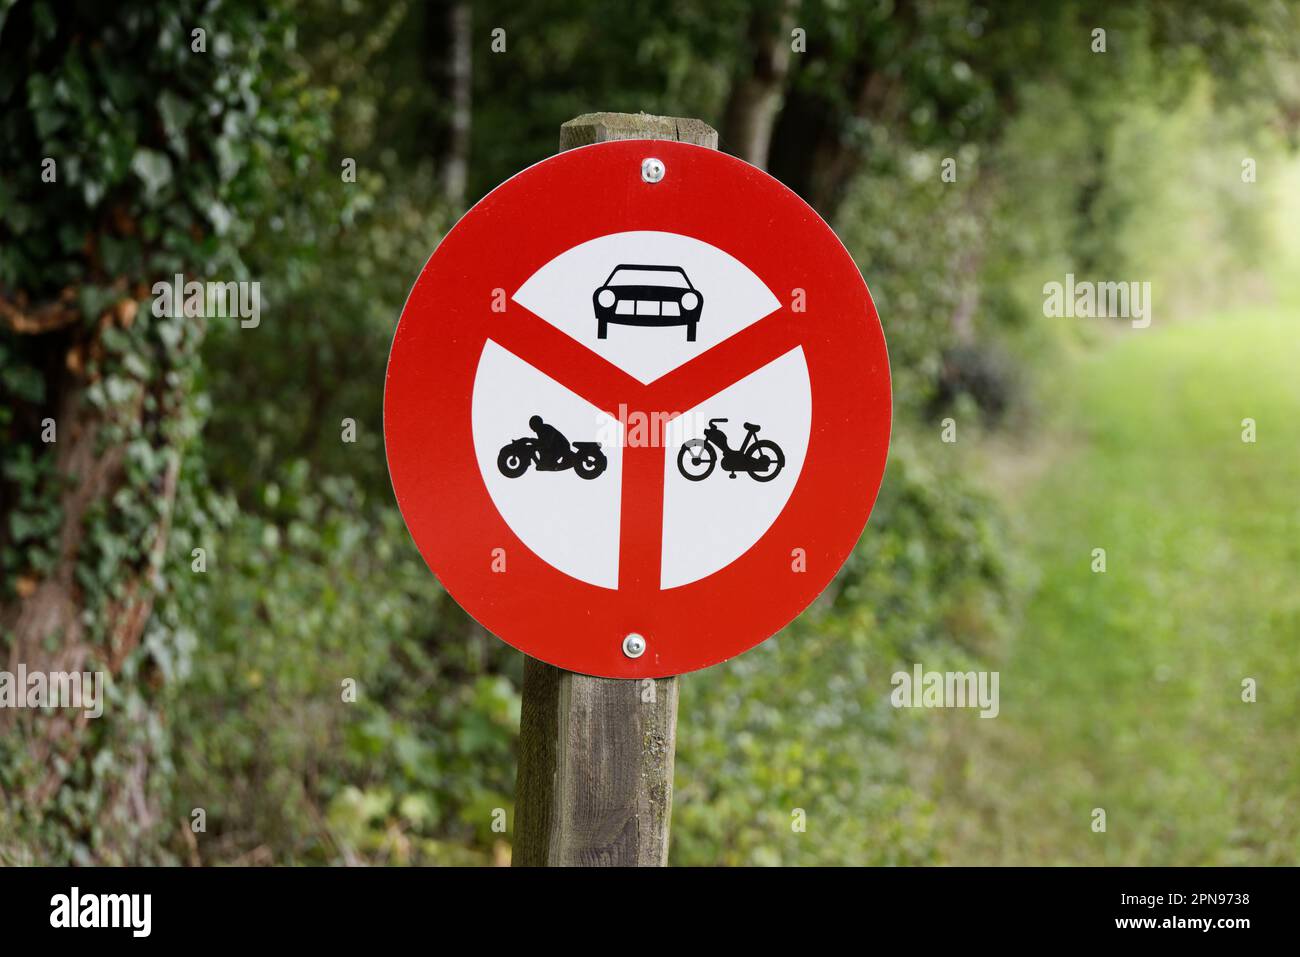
[498,415,608,480]
[677,418,784,482]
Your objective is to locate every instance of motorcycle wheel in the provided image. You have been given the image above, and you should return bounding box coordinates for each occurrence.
[747,439,785,482]
[497,443,530,478]
[574,449,608,480]
[677,439,716,481]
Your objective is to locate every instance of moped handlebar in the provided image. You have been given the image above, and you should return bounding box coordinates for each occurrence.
[707,417,728,427]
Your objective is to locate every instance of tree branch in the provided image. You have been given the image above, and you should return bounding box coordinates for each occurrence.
[0,287,80,334]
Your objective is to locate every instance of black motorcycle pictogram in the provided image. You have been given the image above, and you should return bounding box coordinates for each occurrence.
[677,418,784,482]
[498,415,607,480]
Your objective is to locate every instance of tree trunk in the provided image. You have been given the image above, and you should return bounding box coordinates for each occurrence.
[1,291,191,863]
[768,62,903,222]
[766,1,913,221]
[720,0,799,169]
[441,1,473,206]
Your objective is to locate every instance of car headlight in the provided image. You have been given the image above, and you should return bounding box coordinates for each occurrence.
[680,291,699,311]
[597,289,616,308]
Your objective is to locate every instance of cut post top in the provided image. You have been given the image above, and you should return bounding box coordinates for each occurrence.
[559,112,719,150]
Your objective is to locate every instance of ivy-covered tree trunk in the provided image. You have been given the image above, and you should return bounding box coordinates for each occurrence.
[1,287,186,863]
[0,0,317,863]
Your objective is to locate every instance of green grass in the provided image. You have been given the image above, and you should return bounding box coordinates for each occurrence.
[932,310,1300,865]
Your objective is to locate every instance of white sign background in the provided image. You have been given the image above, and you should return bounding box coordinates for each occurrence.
[472,231,809,591]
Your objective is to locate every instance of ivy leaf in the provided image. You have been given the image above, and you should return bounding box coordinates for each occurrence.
[27,73,65,138]
[158,90,193,156]
[130,148,173,200]
[1,363,45,404]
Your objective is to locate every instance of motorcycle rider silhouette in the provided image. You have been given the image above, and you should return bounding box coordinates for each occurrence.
[529,414,570,470]
[497,416,607,480]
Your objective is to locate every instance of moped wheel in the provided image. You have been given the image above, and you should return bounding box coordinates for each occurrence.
[677,439,716,481]
[497,443,530,478]
[574,449,607,480]
[747,439,785,482]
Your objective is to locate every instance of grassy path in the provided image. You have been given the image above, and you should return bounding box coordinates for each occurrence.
[935,310,1300,864]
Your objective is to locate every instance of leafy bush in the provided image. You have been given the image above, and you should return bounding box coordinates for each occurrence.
[673,437,1010,865]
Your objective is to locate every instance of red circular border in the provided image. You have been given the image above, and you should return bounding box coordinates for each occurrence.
[384,141,891,677]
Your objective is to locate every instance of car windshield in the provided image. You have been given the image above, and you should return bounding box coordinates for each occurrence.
[607,268,690,288]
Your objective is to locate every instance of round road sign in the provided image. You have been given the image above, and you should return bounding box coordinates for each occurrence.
[385,139,890,678]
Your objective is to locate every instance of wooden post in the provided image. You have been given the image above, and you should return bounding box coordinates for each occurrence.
[511,113,718,867]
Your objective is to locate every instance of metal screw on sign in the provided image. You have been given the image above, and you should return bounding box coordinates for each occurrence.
[641,157,665,184]
[622,633,647,659]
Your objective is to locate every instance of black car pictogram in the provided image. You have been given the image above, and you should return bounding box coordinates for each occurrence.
[593,264,703,342]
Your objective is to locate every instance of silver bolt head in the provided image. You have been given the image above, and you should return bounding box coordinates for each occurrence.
[622,633,647,658]
[641,157,665,184]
